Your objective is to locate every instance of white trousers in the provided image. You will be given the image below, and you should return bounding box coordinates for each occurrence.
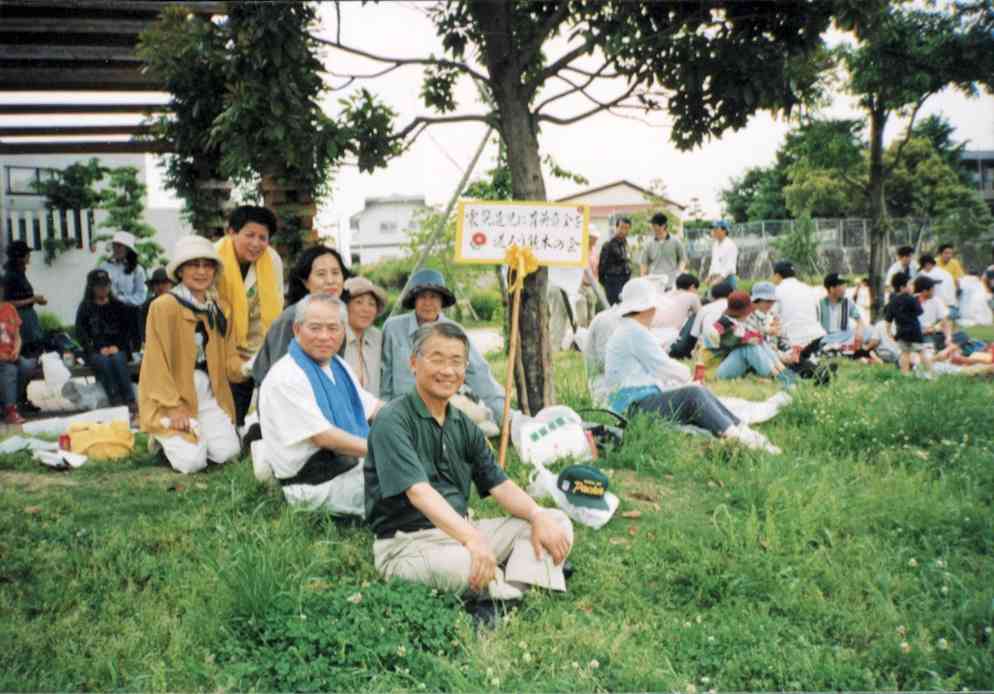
[373,509,573,599]
[157,370,240,474]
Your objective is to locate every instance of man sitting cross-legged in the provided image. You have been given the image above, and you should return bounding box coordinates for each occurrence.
[257,293,381,515]
[365,322,573,612]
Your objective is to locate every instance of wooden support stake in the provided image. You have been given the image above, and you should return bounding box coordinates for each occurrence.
[497,279,523,469]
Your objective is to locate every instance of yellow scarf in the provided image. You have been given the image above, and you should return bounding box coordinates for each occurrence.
[216,236,283,348]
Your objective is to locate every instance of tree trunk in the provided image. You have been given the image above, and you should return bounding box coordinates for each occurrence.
[469,0,553,414]
[497,94,553,414]
[867,107,890,318]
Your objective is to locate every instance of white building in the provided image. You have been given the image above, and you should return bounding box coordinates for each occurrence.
[1,152,191,326]
[556,179,685,238]
[348,194,427,266]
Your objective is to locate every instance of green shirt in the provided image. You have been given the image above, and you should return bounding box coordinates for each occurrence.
[364,390,509,537]
[641,235,686,278]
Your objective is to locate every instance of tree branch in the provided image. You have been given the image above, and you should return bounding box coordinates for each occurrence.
[562,64,621,79]
[312,35,490,84]
[891,93,933,170]
[394,113,495,145]
[533,59,614,114]
[514,2,572,74]
[536,82,639,127]
[528,34,597,92]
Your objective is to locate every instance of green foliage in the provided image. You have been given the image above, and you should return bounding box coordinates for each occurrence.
[138,6,229,235]
[95,166,165,268]
[771,213,823,276]
[469,290,501,322]
[31,159,164,267]
[216,581,465,691]
[37,310,66,334]
[721,166,789,223]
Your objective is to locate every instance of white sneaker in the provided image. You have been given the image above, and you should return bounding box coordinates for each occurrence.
[729,425,782,455]
[488,576,525,601]
[250,440,275,484]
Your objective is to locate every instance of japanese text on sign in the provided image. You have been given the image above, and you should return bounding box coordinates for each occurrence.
[454,200,590,267]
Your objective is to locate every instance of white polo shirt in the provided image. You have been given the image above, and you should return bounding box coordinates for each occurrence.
[922,266,956,307]
[709,237,738,278]
[259,353,377,480]
[775,277,826,346]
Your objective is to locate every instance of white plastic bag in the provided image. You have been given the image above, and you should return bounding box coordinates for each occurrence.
[511,405,594,467]
[526,462,619,530]
[40,351,71,390]
[61,379,111,411]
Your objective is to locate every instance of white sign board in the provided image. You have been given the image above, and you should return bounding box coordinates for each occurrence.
[455,200,590,267]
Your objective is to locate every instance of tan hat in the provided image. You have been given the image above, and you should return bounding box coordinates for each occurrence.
[344,276,388,315]
[166,235,223,283]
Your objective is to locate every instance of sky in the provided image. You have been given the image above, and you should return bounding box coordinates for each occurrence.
[4,1,992,239]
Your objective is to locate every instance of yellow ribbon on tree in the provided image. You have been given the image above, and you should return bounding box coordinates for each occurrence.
[504,245,539,292]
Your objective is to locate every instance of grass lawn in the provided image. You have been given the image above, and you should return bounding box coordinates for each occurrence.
[2,353,993,691]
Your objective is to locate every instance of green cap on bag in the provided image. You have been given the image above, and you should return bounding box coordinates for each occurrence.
[557,464,610,510]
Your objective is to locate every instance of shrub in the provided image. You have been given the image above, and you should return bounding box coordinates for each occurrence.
[469,290,501,322]
[361,257,414,291]
[38,311,66,334]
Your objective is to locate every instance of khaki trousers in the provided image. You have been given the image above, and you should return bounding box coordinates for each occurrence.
[373,509,573,598]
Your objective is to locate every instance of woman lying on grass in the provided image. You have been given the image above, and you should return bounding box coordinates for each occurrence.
[138,236,245,474]
[603,278,781,454]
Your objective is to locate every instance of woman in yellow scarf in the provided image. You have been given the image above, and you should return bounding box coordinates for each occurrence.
[214,205,285,425]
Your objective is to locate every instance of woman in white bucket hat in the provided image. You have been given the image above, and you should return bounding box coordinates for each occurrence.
[602,277,782,455]
[99,231,147,350]
[138,235,246,474]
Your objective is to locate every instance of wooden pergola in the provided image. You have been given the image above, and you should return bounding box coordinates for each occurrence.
[0,0,226,154]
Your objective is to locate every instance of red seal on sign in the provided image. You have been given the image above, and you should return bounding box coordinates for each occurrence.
[471,231,487,248]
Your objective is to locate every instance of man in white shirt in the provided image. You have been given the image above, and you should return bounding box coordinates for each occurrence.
[885,246,918,293]
[913,275,952,353]
[257,293,381,515]
[707,220,738,288]
[919,254,957,314]
[772,261,826,349]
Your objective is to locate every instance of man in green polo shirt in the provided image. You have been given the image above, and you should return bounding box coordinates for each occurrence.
[365,322,573,603]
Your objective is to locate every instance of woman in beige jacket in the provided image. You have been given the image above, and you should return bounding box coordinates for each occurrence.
[139,235,245,474]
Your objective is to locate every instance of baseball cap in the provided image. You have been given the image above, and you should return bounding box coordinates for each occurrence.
[558,464,610,510]
[913,275,941,293]
[773,260,795,278]
[751,281,776,302]
[823,273,848,289]
[713,220,730,231]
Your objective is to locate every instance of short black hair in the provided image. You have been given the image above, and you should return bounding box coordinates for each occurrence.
[650,212,668,226]
[919,253,936,267]
[897,245,913,257]
[675,273,699,290]
[891,271,910,292]
[228,205,278,237]
[287,245,351,305]
[938,243,953,253]
[615,216,632,227]
[711,280,734,300]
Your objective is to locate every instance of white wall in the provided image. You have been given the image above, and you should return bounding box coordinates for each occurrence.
[2,153,192,326]
[559,183,653,207]
[350,200,426,265]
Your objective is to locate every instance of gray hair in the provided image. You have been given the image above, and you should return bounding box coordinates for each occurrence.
[293,293,346,325]
[411,322,469,359]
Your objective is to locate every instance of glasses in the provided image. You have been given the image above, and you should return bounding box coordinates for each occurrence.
[422,355,468,372]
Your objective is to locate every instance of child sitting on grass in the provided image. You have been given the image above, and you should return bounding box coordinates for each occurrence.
[0,284,35,424]
[884,272,932,377]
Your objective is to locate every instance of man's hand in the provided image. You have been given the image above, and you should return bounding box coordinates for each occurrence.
[530,510,572,565]
[107,345,119,355]
[464,533,497,592]
[99,346,113,356]
[34,295,47,306]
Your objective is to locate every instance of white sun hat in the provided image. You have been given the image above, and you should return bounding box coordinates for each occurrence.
[166,235,223,283]
[616,277,658,315]
[111,231,137,253]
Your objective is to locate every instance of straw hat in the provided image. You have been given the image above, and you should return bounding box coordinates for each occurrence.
[344,276,388,315]
[166,235,223,283]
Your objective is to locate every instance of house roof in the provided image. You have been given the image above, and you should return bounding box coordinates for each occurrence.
[555,179,686,210]
[349,194,427,225]
[962,150,994,161]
